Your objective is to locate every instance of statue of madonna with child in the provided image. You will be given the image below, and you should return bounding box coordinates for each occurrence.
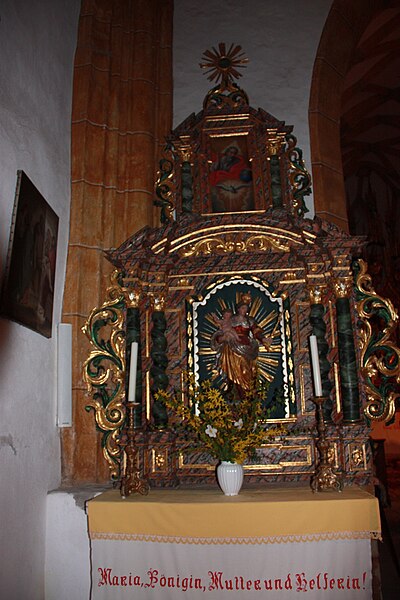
[210,293,275,394]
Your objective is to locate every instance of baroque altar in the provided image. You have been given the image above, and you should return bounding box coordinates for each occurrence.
[83,44,400,492]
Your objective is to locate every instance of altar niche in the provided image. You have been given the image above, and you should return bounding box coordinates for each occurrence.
[190,278,295,422]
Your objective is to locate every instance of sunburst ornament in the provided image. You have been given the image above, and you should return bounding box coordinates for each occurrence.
[199,43,248,87]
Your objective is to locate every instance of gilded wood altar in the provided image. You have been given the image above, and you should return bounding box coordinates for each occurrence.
[83,45,400,491]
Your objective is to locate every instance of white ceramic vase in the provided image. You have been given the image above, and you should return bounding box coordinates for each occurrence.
[216,461,244,496]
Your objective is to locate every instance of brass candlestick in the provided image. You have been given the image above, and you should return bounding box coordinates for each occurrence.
[310,396,343,493]
[120,401,149,498]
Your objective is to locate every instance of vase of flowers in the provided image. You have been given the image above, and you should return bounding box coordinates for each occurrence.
[155,376,278,495]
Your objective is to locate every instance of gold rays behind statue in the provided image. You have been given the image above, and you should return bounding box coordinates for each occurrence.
[199,43,248,86]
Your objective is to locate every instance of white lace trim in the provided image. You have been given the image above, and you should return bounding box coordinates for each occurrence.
[90,530,382,544]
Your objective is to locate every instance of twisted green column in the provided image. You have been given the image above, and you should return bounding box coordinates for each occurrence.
[309,293,333,420]
[270,155,283,208]
[181,160,194,213]
[150,297,168,428]
[335,283,361,422]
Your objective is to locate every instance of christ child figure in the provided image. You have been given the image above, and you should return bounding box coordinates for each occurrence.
[212,309,240,343]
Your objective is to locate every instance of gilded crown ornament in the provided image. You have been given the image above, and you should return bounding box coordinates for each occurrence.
[239,292,252,306]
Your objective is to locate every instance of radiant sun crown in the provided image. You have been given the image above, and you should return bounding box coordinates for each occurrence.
[199,43,248,87]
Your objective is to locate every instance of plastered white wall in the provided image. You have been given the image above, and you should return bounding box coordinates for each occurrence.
[45,490,100,600]
[0,1,80,598]
[173,0,333,215]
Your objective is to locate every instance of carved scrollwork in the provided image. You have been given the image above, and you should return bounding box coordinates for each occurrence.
[82,270,127,479]
[180,233,289,257]
[154,143,176,223]
[285,134,311,218]
[203,83,249,110]
[354,259,400,422]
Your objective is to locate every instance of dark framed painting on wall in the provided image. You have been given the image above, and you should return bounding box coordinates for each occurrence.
[1,170,58,338]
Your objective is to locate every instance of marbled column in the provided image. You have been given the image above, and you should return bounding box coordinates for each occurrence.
[181,161,194,213]
[150,295,169,429]
[62,0,173,483]
[336,286,361,422]
[270,155,283,208]
[309,290,333,420]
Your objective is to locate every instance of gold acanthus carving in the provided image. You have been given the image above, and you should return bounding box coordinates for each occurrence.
[151,448,168,472]
[355,259,400,422]
[126,285,141,308]
[266,136,285,156]
[151,224,309,255]
[177,277,191,287]
[154,144,176,223]
[177,148,193,163]
[175,135,193,164]
[82,270,127,480]
[149,291,167,311]
[308,285,324,305]
[326,445,336,467]
[180,233,290,257]
[334,277,352,299]
[351,446,365,468]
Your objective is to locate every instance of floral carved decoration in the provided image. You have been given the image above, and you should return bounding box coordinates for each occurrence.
[354,259,400,422]
[82,270,127,479]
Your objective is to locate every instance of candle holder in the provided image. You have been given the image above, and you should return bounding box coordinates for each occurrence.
[120,401,149,498]
[310,396,343,493]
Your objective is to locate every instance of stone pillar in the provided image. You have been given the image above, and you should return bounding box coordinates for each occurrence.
[309,0,388,231]
[62,0,173,483]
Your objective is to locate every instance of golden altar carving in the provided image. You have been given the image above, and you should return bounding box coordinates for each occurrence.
[82,45,400,493]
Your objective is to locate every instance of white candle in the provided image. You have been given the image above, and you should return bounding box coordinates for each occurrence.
[128,342,138,403]
[309,335,323,397]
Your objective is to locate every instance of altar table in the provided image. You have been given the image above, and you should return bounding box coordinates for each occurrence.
[88,486,381,599]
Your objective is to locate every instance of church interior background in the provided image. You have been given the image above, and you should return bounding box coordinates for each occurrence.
[1,0,400,598]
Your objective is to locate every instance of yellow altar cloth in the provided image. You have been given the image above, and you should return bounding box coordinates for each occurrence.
[88,486,380,543]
